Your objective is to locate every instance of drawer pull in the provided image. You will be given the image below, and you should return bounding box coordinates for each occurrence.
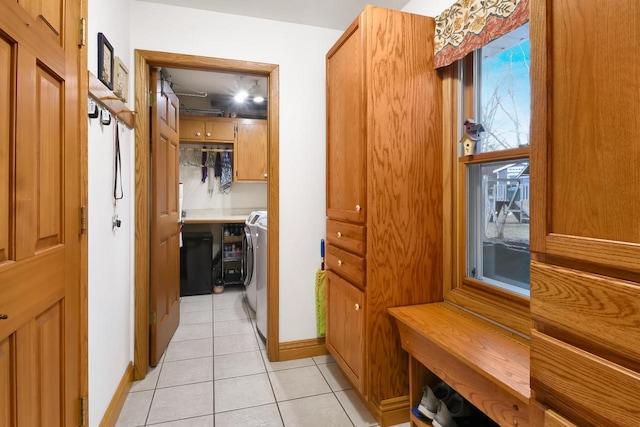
[206,132,211,137]
[196,131,201,137]
[355,304,361,311]
[337,260,343,266]
[355,204,361,211]
[337,232,342,238]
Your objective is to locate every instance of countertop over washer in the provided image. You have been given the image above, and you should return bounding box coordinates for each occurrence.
[182,208,265,224]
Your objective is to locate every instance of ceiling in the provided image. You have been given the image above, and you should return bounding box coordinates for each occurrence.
[138,0,412,31]
[155,0,413,119]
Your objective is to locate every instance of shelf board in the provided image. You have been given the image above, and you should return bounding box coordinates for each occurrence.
[88,71,135,129]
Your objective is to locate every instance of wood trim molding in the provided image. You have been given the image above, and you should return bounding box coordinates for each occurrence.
[133,50,280,380]
[99,362,133,427]
[278,337,328,361]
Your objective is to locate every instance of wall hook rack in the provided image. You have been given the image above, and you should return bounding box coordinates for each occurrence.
[88,71,136,129]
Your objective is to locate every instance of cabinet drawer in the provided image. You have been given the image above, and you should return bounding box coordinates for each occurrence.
[326,244,365,289]
[531,261,640,363]
[326,220,365,256]
[531,331,640,427]
[205,120,235,142]
[179,118,205,141]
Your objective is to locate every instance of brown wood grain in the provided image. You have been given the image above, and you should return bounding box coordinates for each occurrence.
[531,261,640,367]
[326,244,365,289]
[531,331,640,426]
[277,337,328,361]
[544,410,579,427]
[236,120,267,181]
[0,38,10,265]
[88,71,135,129]
[326,219,365,256]
[390,303,530,427]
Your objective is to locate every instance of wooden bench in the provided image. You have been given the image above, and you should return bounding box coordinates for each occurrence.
[389,302,530,427]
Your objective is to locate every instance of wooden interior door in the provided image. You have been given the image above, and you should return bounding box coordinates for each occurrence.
[0,0,84,424]
[149,69,181,366]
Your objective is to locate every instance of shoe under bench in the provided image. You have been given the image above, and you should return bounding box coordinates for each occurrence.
[389,302,530,427]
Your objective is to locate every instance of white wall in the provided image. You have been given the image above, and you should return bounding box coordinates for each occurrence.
[130,2,342,343]
[402,0,453,16]
[180,168,267,210]
[87,0,134,424]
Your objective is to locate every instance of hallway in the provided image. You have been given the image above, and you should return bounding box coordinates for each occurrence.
[115,286,403,426]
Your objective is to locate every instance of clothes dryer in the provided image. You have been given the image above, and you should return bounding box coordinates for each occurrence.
[256,216,268,341]
[243,210,266,312]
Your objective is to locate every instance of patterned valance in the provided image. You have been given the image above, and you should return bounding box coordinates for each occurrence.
[434,0,529,68]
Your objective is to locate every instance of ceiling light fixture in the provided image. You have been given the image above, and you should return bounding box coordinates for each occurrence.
[234,90,249,103]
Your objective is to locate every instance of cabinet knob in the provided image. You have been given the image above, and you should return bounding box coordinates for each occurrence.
[354,304,361,311]
[337,232,342,238]
[337,260,343,266]
[196,131,201,137]
[355,204,361,212]
[206,132,211,137]
[264,173,268,178]
[0,314,7,320]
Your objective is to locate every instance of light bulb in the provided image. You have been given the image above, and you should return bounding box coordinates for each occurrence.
[253,95,264,103]
[234,90,248,103]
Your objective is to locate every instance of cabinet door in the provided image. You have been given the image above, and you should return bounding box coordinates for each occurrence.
[179,118,205,141]
[205,120,236,142]
[236,121,267,181]
[531,0,640,271]
[326,271,365,393]
[326,21,366,223]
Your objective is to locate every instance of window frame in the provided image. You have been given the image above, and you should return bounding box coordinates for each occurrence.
[442,53,531,337]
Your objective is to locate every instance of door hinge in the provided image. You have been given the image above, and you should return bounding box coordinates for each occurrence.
[149,90,156,107]
[79,396,87,426]
[80,206,87,234]
[150,311,157,325]
[79,18,86,47]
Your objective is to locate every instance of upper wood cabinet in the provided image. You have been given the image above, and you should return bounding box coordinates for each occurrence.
[235,120,267,181]
[530,1,640,425]
[325,6,442,425]
[326,19,366,224]
[530,0,640,273]
[179,116,236,143]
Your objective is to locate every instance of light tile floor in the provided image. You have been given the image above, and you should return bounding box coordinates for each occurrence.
[116,285,410,427]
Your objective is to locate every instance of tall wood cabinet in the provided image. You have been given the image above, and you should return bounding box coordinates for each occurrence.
[325,6,443,425]
[530,1,640,425]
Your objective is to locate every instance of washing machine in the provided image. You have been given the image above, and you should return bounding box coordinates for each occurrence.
[243,210,266,312]
[255,216,268,341]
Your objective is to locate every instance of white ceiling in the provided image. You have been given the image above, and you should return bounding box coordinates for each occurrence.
[138,0,411,31]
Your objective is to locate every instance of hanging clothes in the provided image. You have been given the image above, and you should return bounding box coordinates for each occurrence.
[201,151,208,183]
[220,151,232,192]
[214,152,222,178]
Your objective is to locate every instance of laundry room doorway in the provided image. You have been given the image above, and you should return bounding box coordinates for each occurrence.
[133,50,280,380]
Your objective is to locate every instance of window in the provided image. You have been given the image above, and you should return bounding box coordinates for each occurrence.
[464,24,531,297]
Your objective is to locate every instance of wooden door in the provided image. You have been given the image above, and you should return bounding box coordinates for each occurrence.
[325,271,364,393]
[0,0,84,424]
[326,19,366,223]
[150,69,181,366]
[236,121,267,181]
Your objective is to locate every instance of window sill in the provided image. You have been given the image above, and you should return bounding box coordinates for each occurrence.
[389,302,530,427]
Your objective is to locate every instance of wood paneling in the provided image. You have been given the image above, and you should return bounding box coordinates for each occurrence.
[531,331,640,426]
[0,337,13,427]
[35,303,62,426]
[0,37,11,265]
[19,0,63,40]
[545,410,579,427]
[531,261,640,365]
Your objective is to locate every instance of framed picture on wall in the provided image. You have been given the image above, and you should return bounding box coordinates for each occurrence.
[97,33,114,90]
[113,56,129,102]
